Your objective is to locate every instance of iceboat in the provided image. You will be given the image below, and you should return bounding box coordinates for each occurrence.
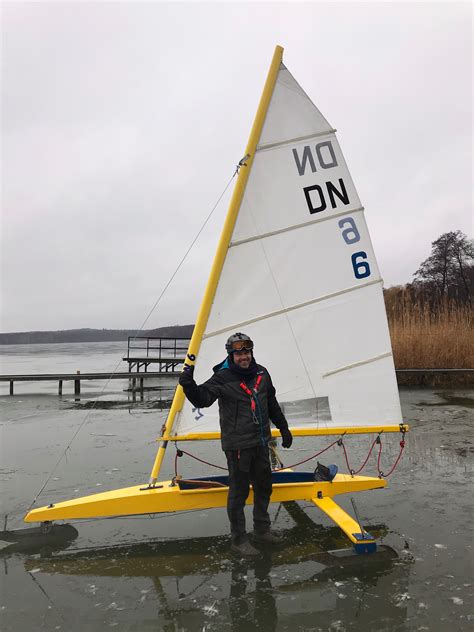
[24,46,408,554]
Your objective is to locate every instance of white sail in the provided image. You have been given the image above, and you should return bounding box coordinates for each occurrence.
[173,62,402,437]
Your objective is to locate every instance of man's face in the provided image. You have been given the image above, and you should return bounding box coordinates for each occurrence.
[233,349,252,369]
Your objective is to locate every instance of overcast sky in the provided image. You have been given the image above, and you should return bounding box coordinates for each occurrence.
[1,1,472,333]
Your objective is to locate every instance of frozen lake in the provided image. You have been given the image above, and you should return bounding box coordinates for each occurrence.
[0,342,473,630]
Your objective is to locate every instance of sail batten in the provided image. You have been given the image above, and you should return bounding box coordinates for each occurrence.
[202,278,383,341]
[322,352,394,378]
[230,207,365,247]
[257,129,337,152]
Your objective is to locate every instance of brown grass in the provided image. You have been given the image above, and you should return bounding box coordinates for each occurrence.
[386,295,473,386]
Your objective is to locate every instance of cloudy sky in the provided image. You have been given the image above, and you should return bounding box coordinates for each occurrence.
[1,1,472,333]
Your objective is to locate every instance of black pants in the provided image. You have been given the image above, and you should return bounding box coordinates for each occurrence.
[225,445,272,544]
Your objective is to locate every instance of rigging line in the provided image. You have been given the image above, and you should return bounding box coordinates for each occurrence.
[273,438,340,471]
[26,166,240,512]
[175,447,228,472]
[272,502,283,525]
[247,207,323,423]
[27,570,65,623]
[125,165,242,344]
[178,574,214,601]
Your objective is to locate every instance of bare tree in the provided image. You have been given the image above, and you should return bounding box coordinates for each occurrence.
[413,230,473,305]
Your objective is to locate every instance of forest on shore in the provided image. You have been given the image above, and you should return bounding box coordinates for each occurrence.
[385,231,472,385]
[0,324,194,345]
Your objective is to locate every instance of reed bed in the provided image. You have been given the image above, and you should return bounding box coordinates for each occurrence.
[386,295,473,386]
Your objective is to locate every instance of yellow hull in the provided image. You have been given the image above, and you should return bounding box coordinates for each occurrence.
[24,474,384,524]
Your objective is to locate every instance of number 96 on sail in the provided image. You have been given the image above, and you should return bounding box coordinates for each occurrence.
[338,216,371,280]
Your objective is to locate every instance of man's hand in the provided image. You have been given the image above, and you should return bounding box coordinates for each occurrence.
[280,427,293,449]
[179,364,195,387]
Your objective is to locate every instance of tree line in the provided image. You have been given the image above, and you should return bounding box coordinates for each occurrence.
[384,230,473,316]
[0,325,194,345]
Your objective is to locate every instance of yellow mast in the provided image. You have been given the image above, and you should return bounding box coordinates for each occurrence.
[148,45,284,485]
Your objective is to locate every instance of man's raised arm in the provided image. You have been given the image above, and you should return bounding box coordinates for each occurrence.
[179,365,220,409]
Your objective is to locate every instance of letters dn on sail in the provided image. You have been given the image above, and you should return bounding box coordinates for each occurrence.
[292,141,350,215]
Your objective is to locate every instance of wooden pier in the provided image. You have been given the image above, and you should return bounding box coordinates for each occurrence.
[123,336,189,373]
[1,336,192,396]
[1,368,472,396]
[0,371,178,396]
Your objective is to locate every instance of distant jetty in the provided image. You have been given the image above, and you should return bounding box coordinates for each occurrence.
[0,325,194,345]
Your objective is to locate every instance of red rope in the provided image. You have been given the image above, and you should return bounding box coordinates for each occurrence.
[338,439,353,473]
[377,438,383,475]
[273,439,340,471]
[353,437,379,475]
[377,437,406,478]
[173,433,406,479]
[338,433,407,478]
[174,447,228,474]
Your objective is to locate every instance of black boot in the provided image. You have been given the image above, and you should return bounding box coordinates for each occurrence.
[252,530,282,544]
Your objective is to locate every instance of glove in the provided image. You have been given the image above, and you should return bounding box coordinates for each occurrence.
[280,427,293,449]
[179,363,195,387]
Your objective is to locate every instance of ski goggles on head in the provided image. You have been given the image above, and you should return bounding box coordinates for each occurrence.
[230,341,254,352]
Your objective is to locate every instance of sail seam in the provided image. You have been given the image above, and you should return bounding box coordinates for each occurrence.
[203,278,383,339]
[257,129,337,152]
[322,352,393,378]
[230,207,365,248]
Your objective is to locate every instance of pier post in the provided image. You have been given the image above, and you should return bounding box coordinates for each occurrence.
[58,380,63,396]
[9,380,13,396]
[74,371,81,397]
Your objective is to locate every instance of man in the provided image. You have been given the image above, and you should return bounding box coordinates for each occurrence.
[179,332,293,557]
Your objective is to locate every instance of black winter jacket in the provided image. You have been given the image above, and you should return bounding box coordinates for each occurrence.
[180,360,289,451]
